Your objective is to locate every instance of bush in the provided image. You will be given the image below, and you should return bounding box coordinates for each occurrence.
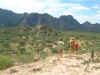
[16,54,34,64]
[0,55,14,70]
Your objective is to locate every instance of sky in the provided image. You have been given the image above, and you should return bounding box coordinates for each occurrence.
[0,0,100,24]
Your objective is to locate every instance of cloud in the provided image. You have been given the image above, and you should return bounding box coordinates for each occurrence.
[71,6,89,10]
[40,3,89,17]
[0,0,46,13]
[60,0,83,2]
[62,5,89,15]
[92,5,100,9]
[97,10,100,14]
[74,14,100,24]
[0,0,89,13]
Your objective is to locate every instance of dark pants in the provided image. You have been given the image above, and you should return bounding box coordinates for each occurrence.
[91,50,94,59]
[91,49,94,61]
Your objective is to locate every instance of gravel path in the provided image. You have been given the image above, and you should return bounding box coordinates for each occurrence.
[1,54,100,75]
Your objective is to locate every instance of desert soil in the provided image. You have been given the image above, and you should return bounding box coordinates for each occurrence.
[1,54,100,75]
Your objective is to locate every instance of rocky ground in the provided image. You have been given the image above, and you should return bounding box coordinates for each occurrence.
[1,54,100,75]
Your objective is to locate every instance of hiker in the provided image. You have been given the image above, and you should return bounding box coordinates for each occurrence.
[57,38,64,58]
[90,40,95,61]
[74,41,79,54]
[69,37,75,55]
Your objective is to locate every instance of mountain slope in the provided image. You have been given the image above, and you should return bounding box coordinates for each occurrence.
[0,8,23,26]
[0,8,100,32]
[0,8,80,28]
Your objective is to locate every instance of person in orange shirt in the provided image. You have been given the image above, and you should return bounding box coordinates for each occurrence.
[69,37,75,55]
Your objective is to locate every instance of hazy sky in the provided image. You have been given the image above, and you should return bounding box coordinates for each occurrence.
[0,0,100,23]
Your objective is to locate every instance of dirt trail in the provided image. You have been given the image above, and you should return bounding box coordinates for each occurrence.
[1,54,100,75]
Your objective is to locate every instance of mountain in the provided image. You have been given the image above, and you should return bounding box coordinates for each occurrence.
[0,8,23,26]
[57,15,80,30]
[0,8,80,28]
[82,21,91,25]
[81,21,100,32]
[0,8,100,32]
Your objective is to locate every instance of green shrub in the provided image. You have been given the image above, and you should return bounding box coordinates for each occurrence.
[0,55,14,70]
[10,69,18,73]
[16,54,34,64]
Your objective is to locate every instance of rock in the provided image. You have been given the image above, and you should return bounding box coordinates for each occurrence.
[32,66,41,72]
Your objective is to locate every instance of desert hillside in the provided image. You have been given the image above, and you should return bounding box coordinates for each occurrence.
[1,53,100,75]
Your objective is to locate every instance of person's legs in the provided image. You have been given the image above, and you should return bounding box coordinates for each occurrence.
[57,49,63,60]
[91,49,94,62]
[75,48,78,55]
[70,48,75,56]
[59,49,63,57]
